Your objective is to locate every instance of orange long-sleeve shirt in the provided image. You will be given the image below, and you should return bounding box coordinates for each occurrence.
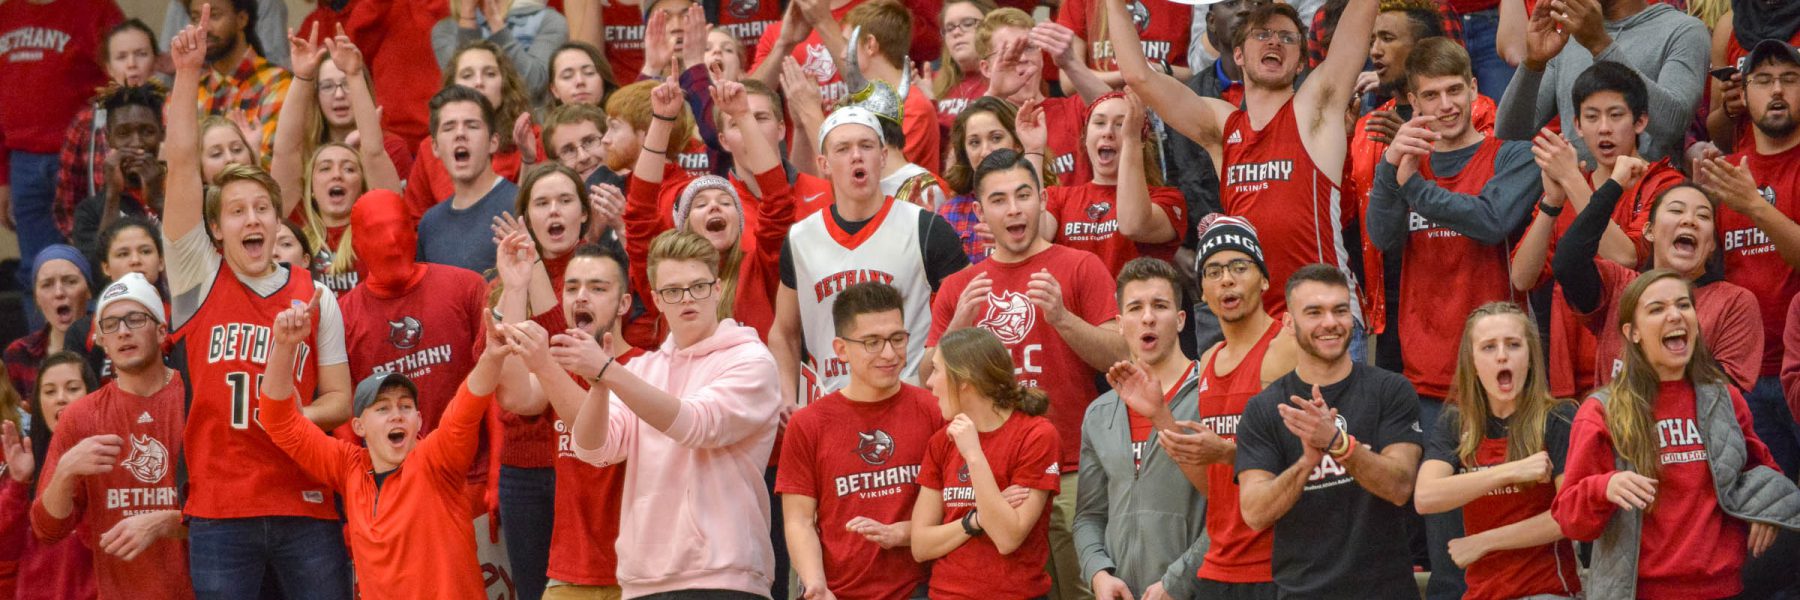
[261,382,490,600]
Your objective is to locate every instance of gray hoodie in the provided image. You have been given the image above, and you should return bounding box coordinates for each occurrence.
[1074,365,1209,599]
[1494,3,1709,163]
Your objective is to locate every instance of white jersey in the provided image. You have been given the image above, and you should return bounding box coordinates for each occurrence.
[789,197,933,402]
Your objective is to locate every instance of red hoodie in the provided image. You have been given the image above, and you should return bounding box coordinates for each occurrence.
[300,0,448,146]
[1554,381,1777,599]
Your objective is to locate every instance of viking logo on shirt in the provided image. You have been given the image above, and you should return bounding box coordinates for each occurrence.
[727,0,757,19]
[957,464,970,483]
[856,429,896,465]
[1127,0,1150,31]
[802,43,837,84]
[388,317,423,350]
[121,434,169,484]
[978,291,1037,345]
[1085,201,1112,222]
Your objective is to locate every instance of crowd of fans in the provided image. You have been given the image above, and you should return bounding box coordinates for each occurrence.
[2,0,1800,598]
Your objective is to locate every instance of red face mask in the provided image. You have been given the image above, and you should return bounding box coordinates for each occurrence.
[350,190,426,298]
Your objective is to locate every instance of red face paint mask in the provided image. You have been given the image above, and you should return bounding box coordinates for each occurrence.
[350,190,427,298]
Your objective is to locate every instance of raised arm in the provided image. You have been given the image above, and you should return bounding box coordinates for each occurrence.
[630,77,685,185]
[715,81,779,175]
[1553,162,1642,315]
[327,28,402,193]
[750,4,811,90]
[161,6,212,242]
[1035,23,1111,105]
[1293,0,1374,176]
[1104,0,1230,151]
[1494,9,1566,142]
[1112,92,1177,244]
[1705,15,1743,152]
[780,57,825,175]
[258,290,353,485]
[1495,0,1528,67]
[271,24,328,215]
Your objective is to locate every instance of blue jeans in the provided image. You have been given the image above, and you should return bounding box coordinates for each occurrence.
[8,151,66,331]
[1416,398,1467,600]
[188,516,353,600]
[501,465,556,600]
[1459,9,1515,101]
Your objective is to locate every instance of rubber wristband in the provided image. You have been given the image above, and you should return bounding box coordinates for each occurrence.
[590,359,613,384]
[642,146,667,155]
[1331,433,1358,461]
[652,113,678,122]
[293,74,316,82]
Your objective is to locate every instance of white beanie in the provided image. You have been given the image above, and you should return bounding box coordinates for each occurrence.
[817,106,885,152]
[94,272,165,328]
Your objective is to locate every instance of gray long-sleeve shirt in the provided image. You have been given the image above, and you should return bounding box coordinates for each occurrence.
[431,5,569,105]
[1493,3,1709,163]
[1367,138,1540,253]
[1074,370,1209,599]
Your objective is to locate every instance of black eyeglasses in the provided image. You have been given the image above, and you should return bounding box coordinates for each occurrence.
[99,311,156,334]
[1202,259,1256,281]
[839,332,910,353]
[943,17,981,35]
[655,280,718,303]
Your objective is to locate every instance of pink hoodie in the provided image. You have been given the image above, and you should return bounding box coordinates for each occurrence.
[572,319,782,599]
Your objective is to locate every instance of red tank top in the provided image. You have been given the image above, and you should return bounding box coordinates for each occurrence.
[1220,98,1356,318]
[174,265,335,520]
[1194,320,1282,583]
[1399,138,1517,398]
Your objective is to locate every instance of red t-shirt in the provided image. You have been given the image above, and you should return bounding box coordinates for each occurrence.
[29,375,192,599]
[1042,95,1092,187]
[1450,433,1581,600]
[936,76,989,137]
[752,2,861,106]
[340,263,488,442]
[1126,362,1194,469]
[1043,181,1185,275]
[774,385,946,600]
[1580,260,1764,393]
[714,0,782,57]
[902,89,941,177]
[1054,0,1190,72]
[1396,138,1517,399]
[1555,382,1776,599]
[1221,98,1354,318]
[1722,144,1800,376]
[927,244,1118,470]
[173,267,335,520]
[548,346,644,586]
[1194,321,1281,583]
[601,0,649,82]
[0,0,121,154]
[916,411,1061,600]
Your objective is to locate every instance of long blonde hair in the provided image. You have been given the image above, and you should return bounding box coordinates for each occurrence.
[936,328,1048,417]
[299,142,364,275]
[1448,302,1565,466]
[1604,269,1729,477]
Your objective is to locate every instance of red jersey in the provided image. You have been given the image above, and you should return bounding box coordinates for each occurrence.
[402,138,523,224]
[774,385,946,600]
[173,266,335,520]
[1194,321,1280,583]
[713,0,782,58]
[1555,382,1775,599]
[601,0,648,83]
[1722,144,1800,376]
[1126,362,1194,469]
[340,263,488,439]
[1396,138,1516,399]
[1054,0,1190,72]
[1221,98,1356,318]
[29,374,192,599]
[1043,181,1186,274]
[928,245,1117,470]
[1582,260,1764,393]
[548,346,644,586]
[916,411,1061,600]
[901,89,941,178]
[1042,95,1092,187]
[936,76,989,136]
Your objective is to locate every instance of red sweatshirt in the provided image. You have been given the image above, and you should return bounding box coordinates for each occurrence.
[2,478,95,600]
[0,0,120,155]
[1786,293,1800,420]
[1553,382,1776,599]
[300,0,448,146]
[261,380,491,600]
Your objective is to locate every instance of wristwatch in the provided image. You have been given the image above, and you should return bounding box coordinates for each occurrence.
[960,510,984,536]
[1537,199,1564,218]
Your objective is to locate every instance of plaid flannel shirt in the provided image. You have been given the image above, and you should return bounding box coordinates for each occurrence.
[54,105,107,238]
[196,50,291,160]
[936,193,989,264]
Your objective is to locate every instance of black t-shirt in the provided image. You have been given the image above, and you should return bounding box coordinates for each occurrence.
[777,203,969,291]
[1234,363,1424,600]
[1423,402,1577,474]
